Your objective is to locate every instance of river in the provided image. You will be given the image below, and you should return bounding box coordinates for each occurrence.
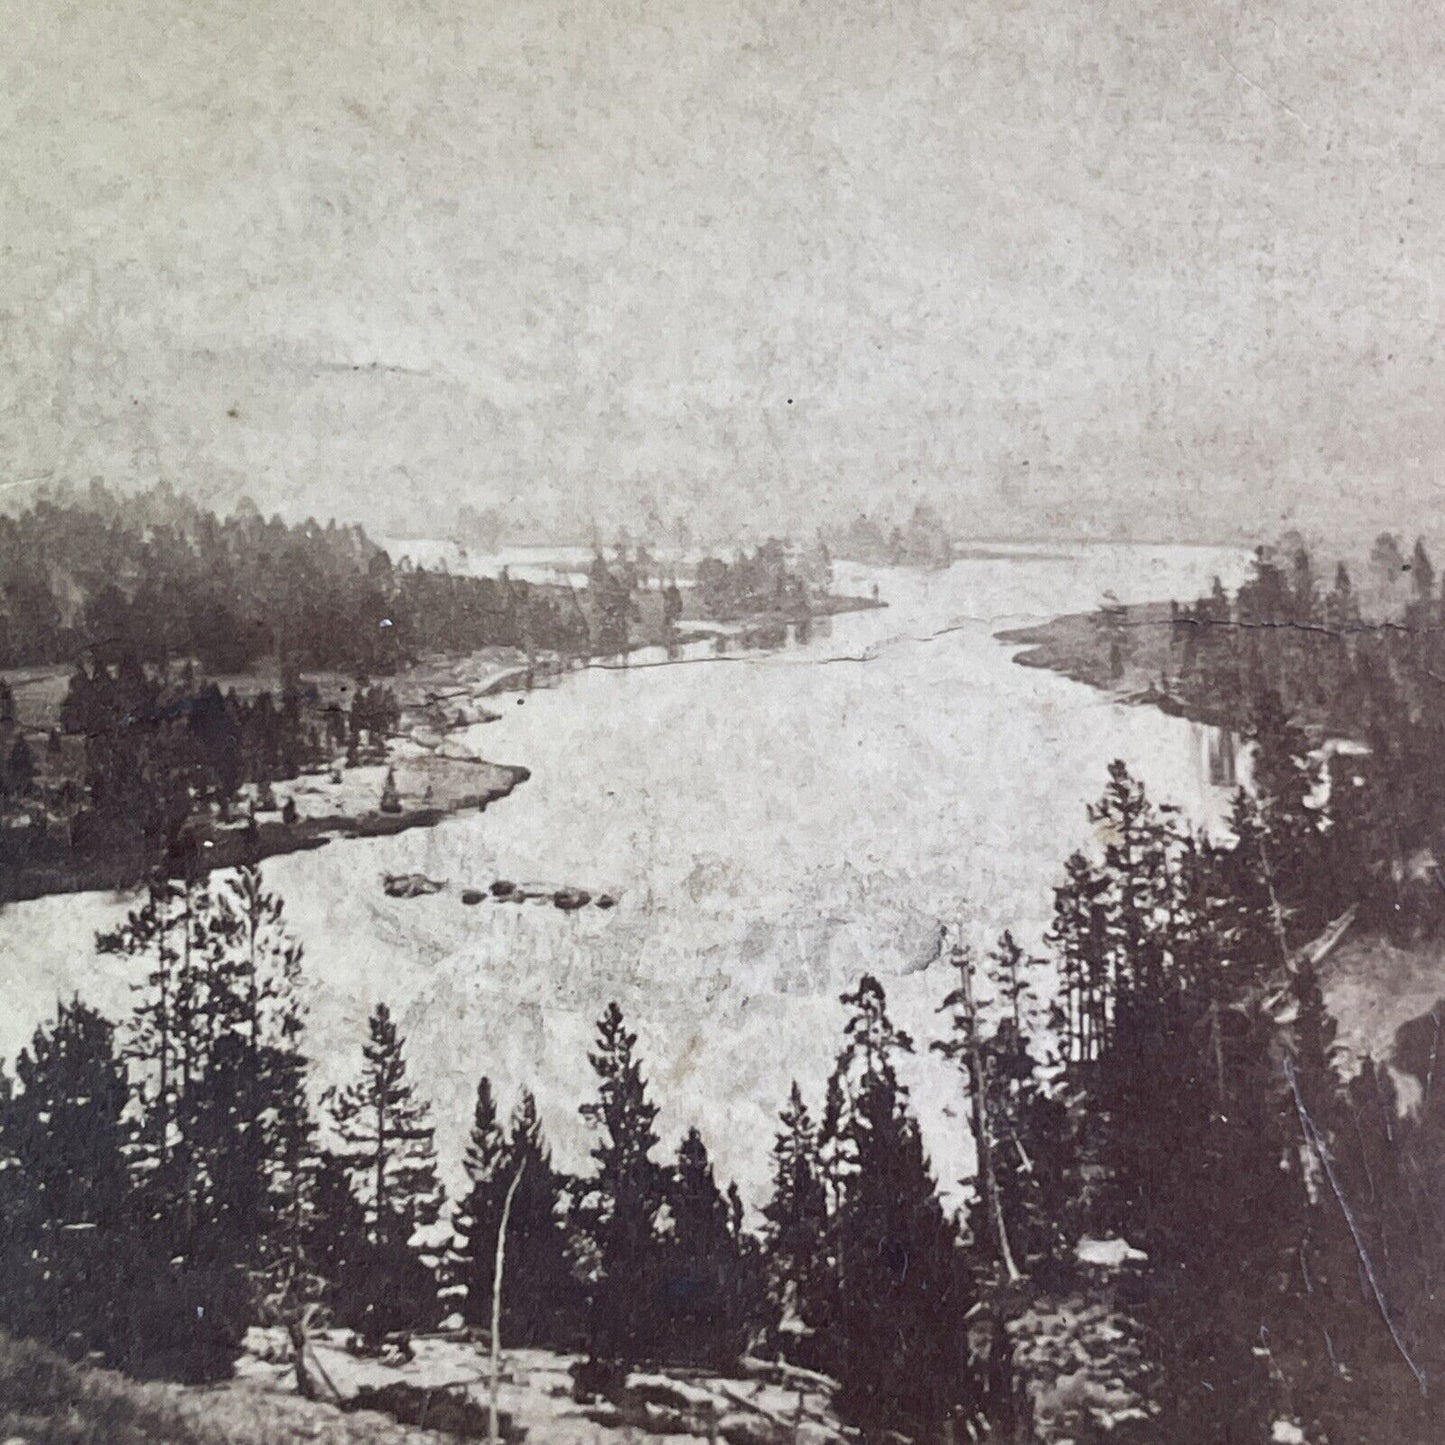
[0,542,1250,1204]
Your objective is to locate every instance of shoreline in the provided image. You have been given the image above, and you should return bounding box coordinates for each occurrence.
[995,602,1237,730]
[1,591,881,907]
[0,757,532,906]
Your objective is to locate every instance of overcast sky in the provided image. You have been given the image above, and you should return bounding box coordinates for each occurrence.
[3,0,1442,542]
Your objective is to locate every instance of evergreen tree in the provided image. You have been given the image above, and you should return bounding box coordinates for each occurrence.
[307,1151,372,1326]
[450,1077,509,1326]
[829,975,989,1442]
[1248,689,1325,935]
[100,868,322,1343]
[761,1082,833,1339]
[498,1091,579,1347]
[326,1003,442,1343]
[662,1126,766,1367]
[574,1002,666,1365]
[933,943,1020,1281]
[1087,760,1179,998]
[981,933,1074,1270]
[1048,850,1110,1063]
[0,1001,134,1362]
[6,733,34,796]
[207,869,318,1322]
[98,872,283,1381]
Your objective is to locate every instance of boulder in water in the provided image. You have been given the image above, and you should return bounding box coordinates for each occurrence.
[460,888,485,905]
[554,886,592,911]
[382,872,446,899]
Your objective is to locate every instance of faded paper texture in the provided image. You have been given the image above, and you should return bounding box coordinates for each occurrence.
[0,3,1442,1443]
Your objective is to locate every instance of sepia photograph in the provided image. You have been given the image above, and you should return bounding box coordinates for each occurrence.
[2,2,1443,1441]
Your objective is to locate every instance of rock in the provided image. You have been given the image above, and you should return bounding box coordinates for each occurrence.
[460,888,485,905]
[490,879,517,897]
[1076,1235,1147,1268]
[347,1381,522,1441]
[718,1412,779,1445]
[596,893,617,909]
[553,886,592,911]
[382,872,447,899]
[630,1374,719,1411]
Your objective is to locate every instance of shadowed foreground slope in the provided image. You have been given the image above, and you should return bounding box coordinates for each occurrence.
[0,1329,448,1445]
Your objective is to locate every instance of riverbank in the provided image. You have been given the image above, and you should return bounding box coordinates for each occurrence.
[0,592,881,905]
[997,602,1229,726]
[0,648,535,904]
[997,602,1445,1079]
[0,748,531,905]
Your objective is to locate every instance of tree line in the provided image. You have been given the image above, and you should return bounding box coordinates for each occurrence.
[0,859,1004,1438]
[0,652,402,894]
[0,481,607,675]
[3,704,1443,1440]
[0,483,842,681]
[822,503,953,568]
[1153,534,1445,937]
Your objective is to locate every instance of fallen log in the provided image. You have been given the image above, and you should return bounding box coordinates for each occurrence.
[1298,902,1358,968]
[738,1356,840,1396]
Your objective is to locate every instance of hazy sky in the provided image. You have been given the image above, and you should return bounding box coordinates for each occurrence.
[3,0,1442,542]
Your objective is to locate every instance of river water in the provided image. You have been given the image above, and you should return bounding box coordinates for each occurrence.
[0,543,1250,1204]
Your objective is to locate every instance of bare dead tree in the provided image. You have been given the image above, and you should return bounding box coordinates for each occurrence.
[937,940,1021,1283]
[489,1158,527,1444]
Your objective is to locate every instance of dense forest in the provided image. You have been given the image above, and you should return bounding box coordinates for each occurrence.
[823,503,954,567]
[0,483,836,677]
[1107,534,1445,937]
[0,486,841,896]
[0,482,589,674]
[2,687,1440,1442]
[0,649,402,897]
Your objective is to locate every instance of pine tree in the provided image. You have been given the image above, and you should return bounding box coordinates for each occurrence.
[574,1001,666,1365]
[1087,760,1179,998]
[829,975,989,1441]
[1249,689,1325,935]
[96,873,266,1381]
[451,1077,509,1326]
[207,868,318,1321]
[933,943,1020,1281]
[0,1000,134,1361]
[662,1126,765,1367]
[97,873,192,1170]
[102,868,322,1341]
[761,1082,833,1338]
[327,1003,442,1343]
[307,1151,371,1327]
[980,933,1074,1271]
[1216,789,1289,978]
[498,1091,578,1347]
[1048,850,1110,1063]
